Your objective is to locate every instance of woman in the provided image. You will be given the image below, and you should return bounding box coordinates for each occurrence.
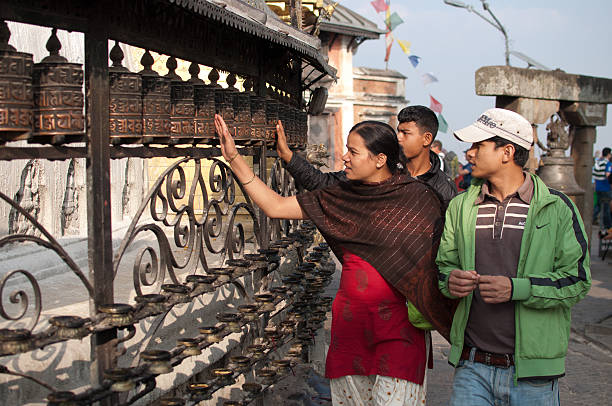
[215,114,451,405]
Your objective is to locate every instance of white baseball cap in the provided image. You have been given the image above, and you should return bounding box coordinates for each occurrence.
[454,108,533,150]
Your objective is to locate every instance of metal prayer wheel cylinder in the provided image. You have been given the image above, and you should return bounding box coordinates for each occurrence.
[109,42,142,142]
[209,267,233,284]
[48,315,88,339]
[193,84,215,143]
[234,91,252,142]
[0,328,33,355]
[270,359,292,376]
[265,98,279,142]
[134,293,167,316]
[298,110,308,146]
[280,320,296,335]
[242,382,262,395]
[270,286,289,300]
[46,391,77,406]
[97,303,135,327]
[140,51,171,143]
[158,397,185,406]
[188,383,213,401]
[177,337,202,356]
[216,312,243,333]
[199,325,223,343]
[103,368,136,392]
[250,93,267,141]
[247,344,265,360]
[223,401,242,406]
[0,22,33,142]
[167,76,196,143]
[255,293,276,313]
[141,349,173,374]
[161,283,192,303]
[215,87,237,136]
[32,30,84,144]
[255,368,277,385]
[226,258,251,277]
[243,253,268,271]
[212,368,235,386]
[228,355,251,372]
[185,274,217,295]
[238,304,259,321]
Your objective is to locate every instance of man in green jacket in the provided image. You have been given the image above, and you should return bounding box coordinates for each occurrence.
[436,108,591,406]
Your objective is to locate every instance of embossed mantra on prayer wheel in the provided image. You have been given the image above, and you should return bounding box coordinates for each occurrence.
[0,21,33,143]
[32,28,85,144]
[139,49,171,144]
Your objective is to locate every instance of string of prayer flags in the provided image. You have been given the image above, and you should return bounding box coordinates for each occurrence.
[371,0,389,13]
[421,72,439,85]
[385,12,404,31]
[397,39,411,55]
[430,95,443,113]
[384,31,393,62]
[408,55,421,68]
[437,113,449,133]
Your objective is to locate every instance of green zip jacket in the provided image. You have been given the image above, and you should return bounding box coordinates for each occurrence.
[436,173,591,380]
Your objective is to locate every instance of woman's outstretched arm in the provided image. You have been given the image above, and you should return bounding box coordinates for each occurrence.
[214,114,306,220]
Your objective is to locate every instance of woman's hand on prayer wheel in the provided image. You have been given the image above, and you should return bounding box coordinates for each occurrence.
[275,120,293,163]
[214,114,238,162]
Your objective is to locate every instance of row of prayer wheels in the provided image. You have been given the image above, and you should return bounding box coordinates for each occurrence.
[0,23,309,146]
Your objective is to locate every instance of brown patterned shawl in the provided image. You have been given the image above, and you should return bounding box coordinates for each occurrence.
[296,173,456,342]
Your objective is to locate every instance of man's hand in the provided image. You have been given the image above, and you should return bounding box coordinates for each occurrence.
[478,275,512,303]
[448,269,479,298]
[275,120,293,163]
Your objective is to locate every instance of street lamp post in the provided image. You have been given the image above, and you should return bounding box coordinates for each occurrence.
[444,0,510,66]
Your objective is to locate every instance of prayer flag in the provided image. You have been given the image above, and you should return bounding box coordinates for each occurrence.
[385,12,404,31]
[408,55,421,68]
[371,0,388,12]
[384,31,393,62]
[430,95,443,114]
[397,39,411,55]
[421,72,439,85]
[438,113,448,133]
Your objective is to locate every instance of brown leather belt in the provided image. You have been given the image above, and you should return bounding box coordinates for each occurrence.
[460,347,514,368]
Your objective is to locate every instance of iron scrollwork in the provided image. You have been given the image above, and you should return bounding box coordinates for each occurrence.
[113,157,263,297]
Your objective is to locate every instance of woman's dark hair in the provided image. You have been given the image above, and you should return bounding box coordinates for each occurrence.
[489,136,530,167]
[397,105,439,140]
[349,121,407,174]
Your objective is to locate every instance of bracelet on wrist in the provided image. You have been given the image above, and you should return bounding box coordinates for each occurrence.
[241,173,256,186]
[227,151,239,164]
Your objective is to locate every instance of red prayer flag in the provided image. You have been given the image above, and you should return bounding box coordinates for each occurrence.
[384,31,393,62]
[430,95,443,114]
[371,0,388,13]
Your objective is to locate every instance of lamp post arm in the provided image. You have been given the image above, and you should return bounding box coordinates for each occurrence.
[481,1,510,65]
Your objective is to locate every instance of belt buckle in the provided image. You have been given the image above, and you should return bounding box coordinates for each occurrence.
[484,352,491,366]
[504,354,511,368]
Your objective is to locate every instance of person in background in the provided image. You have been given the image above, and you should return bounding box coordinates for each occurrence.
[592,147,612,235]
[215,114,453,405]
[457,150,473,191]
[437,108,591,406]
[276,105,457,206]
[431,139,445,173]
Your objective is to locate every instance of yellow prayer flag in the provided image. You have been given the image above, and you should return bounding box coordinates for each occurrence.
[397,39,411,55]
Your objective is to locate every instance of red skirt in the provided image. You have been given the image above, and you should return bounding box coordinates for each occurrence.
[325,251,426,384]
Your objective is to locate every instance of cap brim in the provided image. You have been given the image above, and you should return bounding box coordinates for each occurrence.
[454,123,495,144]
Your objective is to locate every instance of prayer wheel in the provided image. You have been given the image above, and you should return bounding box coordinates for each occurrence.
[108,41,142,144]
[188,62,215,144]
[32,28,85,144]
[166,57,195,144]
[139,50,171,144]
[0,21,33,143]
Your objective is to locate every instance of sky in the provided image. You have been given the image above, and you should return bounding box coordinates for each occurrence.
[348,0,611,161]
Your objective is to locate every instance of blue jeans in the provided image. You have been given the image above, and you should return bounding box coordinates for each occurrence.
[596,190,612,230]
[450,350,560,406]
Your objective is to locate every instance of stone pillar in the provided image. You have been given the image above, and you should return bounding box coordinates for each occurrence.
[570,125,595,241]
[561,101,607,243]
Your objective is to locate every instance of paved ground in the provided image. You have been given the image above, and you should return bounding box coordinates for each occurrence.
[271,232,612,405]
